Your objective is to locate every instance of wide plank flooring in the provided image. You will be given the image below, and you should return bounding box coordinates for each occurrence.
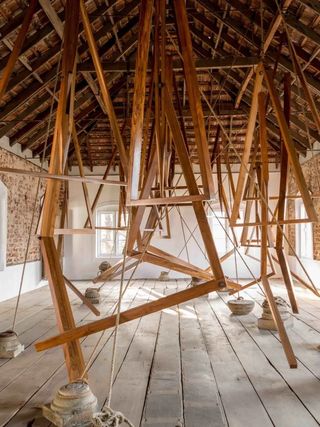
[1,279,320,426]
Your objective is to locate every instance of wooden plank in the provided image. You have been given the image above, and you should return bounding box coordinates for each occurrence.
[164,85,225,283]
[104,288,162,425]
[40,237,86,380]
[126,148,158,252]
[264,68,317,222]
[261,276,297,368]
[78,56,260,72]
[180,301,226,427]
[35,279,222,352]
[275,73,298,313]
[80,0,128,177]
[126,194,206,206]
[211,295,313,426]
[130,250,213,280]
[0,166,126,186]
[231,63,264,224]
[286,34,320,133]
[195,299,273,427]
[141,286,183,426]
[63,276,100,316]
[2,283,141,426]
[72,125,94,228]
[173,0,214,198]
[83,147,117,228]
[241,289,320,424]
[127,0,154,201]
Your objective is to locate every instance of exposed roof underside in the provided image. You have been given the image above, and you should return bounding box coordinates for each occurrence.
[0,0,319,168]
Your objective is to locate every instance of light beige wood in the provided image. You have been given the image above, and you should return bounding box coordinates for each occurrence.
[35,279,222,351]
[231,63,264,224]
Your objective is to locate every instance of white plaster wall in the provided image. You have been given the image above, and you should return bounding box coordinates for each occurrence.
[0,260,44,302]
[0,181,7,271]
[63,169,281,281]
[0,136,45,302]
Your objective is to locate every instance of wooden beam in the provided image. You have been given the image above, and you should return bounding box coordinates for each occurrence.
[72,125,94,228]
[77,56,260,71]
[127,0,154,201]
[80,0,128,177]
[0,167,126,187]
[231,63,264,224]
[41,237,86,379]
[83,148,117,228]
[38,0,87,382]
[275,73,298,313]
[164,85,225,283]
[261,276,297,368]
[35,278,223,352]
[173,0,214,198]
[126,194,206,206]
[0,0,37,102]
[264,67,317,222]
[64,276,100,316]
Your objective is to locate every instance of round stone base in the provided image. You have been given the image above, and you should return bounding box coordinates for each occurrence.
[191,276,203,287]
[159,271,169,281]
[258,315,294,331]
[227,298,255,315]
[0,330,24,358]
[84,287,101,304]
[42,380,98,427]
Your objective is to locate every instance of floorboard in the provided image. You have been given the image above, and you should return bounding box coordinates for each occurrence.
[1,279,320,426]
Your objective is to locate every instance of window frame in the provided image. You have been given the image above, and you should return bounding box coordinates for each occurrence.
[295,199,313,260]
[96,206,127,258]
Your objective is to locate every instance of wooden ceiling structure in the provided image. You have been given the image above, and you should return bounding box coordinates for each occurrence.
[0,0,319,167]
[1,0,320,403]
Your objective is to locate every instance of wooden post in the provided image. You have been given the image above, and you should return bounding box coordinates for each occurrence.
[40,1,86,381]
[127,0,154,201]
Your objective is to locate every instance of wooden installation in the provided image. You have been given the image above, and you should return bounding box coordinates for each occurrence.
[2,0,320,400]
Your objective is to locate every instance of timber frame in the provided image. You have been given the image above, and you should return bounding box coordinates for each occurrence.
[1,0,320,381]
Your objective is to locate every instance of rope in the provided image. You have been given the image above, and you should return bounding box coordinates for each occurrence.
[11,40,63,331]
[107,209,132,407]
[92,407,134,427]
[200,87,319,294]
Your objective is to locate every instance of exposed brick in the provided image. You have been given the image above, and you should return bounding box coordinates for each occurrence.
[0,147,45,266]
[288,156,320,260]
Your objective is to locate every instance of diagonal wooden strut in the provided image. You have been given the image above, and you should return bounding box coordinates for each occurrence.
[35,278,223,352]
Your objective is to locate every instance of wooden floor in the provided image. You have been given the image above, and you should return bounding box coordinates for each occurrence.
[1,279,320,426]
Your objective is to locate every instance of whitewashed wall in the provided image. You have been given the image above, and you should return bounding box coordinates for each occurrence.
[63,168,281,280]
[0,260,44,302]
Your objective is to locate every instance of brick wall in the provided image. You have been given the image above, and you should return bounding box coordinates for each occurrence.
[288,154,320,260]
[0,147,45,265]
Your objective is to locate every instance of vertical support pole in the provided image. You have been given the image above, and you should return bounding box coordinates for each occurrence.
[258,91,297,369]
[173,0,214,198]
[275,73,298,313]
[40,0,86,381]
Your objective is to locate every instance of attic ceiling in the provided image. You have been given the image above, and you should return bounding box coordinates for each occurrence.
[0,0,319,169]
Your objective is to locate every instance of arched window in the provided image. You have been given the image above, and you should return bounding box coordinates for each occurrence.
[0,181,7,271]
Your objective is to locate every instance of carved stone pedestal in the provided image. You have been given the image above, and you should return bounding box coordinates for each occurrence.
[42,380,98,427]
[0,330,24,358]
[84,287,101,304]
[258,297,293,331]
